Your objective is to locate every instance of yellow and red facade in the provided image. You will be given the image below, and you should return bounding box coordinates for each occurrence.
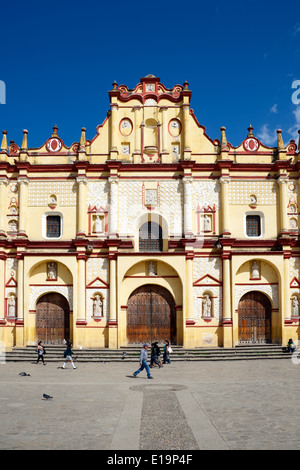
[0,75,300,350]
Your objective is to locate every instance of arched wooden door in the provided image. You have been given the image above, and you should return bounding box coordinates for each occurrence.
[127,285,176,344]
[36,293,70,344]
[238,291,272,344]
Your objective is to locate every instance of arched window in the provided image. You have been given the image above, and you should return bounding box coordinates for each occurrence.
[139,221,162,252]
[46,215,61,238]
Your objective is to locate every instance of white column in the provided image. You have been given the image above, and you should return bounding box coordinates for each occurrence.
[77,256,86,323]
[109,254,117,323]
[17,255,24,321]
[183,176,193,237]
[108,176,119,238]
[0,178,8,237]
[76,176,87,236]
[110,104,119,159]
[182,103,191,160]
[219,176,231,236]
[160,107,168,153]
[278,177,289,234]
[17,177,29,236]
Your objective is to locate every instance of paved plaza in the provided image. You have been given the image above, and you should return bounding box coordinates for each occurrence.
[0,357,300,451]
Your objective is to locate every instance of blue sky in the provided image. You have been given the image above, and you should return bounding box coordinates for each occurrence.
[0,0,299,150]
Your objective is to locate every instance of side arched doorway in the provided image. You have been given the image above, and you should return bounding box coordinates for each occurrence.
[238,291,272,344]
[127,285,176,344]
[36,293,70,344]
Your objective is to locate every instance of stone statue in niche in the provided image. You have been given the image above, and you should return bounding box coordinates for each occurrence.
[251,261,260,279]
[47,262,57,280]
[8,295,16,317]
[292,297,299,317]
[94,215,103,233]
[93,294,103,317]
[290,218,298,229]
[202,294,212,317]
[148,261,157,276]
[8,220,18,232]
[202,214,211,232]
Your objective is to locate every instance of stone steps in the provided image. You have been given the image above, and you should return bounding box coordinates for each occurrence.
[4,344,295,362]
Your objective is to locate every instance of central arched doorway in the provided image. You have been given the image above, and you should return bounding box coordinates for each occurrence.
[127,284,176,344]
[36,293,70,344]
[238,291,272,344]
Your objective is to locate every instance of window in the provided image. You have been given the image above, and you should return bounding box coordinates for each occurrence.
[139,221,162,252]
[46,215,61,238]
[246,215,261,237]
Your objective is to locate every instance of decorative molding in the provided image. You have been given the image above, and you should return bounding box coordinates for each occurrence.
[235,284,278,309]
[229,181,277,205]
[30,285,73,310]
[28,181,77,207]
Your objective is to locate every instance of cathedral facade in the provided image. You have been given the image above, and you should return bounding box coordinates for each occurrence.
[0,75,300,350]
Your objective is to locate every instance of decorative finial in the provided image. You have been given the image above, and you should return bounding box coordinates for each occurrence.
[220,126,228,150]
[248,125,254,137]
[112,81,118,90]
[277,129,285,150]
[183,80,189,90]
[1,130,8,152]
[21,129,28,151]
[52,124,58,136]
[79,127,86,151]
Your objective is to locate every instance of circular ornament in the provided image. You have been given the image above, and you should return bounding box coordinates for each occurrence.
[288,183,296,192]
[169,119,182,137]
[244,137,259,152]
[119,119,133,136]
[46,138,62,153]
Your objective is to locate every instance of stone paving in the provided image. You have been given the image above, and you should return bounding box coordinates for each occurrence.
[1,357,300,450]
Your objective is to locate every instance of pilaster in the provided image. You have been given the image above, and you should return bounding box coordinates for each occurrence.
[222,251,233,347]
[182,176,193,238]
[76,175,88,237]
[133,105,142,163]
[17,176,29,237]
[182,102,191,160]
[108,176,119,238]
[277,175,289,235]
[109,102,119,160]
[0,177,8,237]
[219,175,231,236]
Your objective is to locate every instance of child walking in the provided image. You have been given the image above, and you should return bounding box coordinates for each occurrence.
[62,342,77,369]
[36,341,46,365]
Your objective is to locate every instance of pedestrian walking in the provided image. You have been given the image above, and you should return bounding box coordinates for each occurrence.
[150,343,155,368]
[36,341,46,365]
[62,342,77,369]
[163,340,171,364]
[133,344,153,379]
[150,342,162,368]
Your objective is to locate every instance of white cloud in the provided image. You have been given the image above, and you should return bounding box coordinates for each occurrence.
[270,104,278,114]
[288,106,300,142]
[293,23,300,35]
[257,124,277,146]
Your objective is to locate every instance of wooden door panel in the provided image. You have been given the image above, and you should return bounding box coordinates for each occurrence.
[36,293,70,344]
[238,292,271,344]
[127,285,176,344]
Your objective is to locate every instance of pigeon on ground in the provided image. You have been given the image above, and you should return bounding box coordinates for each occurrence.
[19,372,31,376]
[122,352,127,359]
[43,393,53,400]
